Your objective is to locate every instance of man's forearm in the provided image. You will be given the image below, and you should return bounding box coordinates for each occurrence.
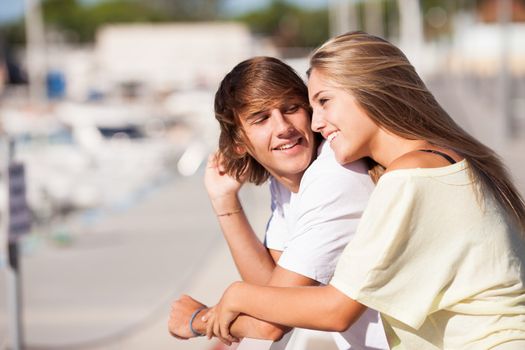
[229,314,290,341]
[192,307,209,336]
[191,307,289,341]
[213,195,276,284]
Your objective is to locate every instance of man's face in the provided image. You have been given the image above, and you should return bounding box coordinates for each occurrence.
[239,102,315,188]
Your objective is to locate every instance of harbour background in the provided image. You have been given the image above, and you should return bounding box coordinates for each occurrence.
[0,1,524,349]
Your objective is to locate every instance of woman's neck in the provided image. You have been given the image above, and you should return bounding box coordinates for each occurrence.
[370,129,431,168]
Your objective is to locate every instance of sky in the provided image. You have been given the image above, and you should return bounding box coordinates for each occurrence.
[0,0,328,24]
[222,0,327,15]
[0,0,24,24]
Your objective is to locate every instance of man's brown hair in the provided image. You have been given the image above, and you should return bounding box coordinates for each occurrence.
[214,56,311,185]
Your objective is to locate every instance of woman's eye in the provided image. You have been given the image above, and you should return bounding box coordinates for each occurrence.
[319,98,328,106]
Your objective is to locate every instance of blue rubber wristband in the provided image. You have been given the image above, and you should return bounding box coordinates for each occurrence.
[189,306,206,337]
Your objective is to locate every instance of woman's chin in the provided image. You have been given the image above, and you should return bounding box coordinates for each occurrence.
[335,153,351,165]
[334,150,360,166]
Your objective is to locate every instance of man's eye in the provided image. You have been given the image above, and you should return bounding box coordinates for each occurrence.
[252,115,269,125]
[284,105,299,114]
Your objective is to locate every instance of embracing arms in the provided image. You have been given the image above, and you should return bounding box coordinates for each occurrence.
[209,282,365,342]
[169,265,320,341]
[168,266,319,342]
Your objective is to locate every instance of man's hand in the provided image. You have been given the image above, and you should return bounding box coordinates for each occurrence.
[168,295,208,339]
[204,152,246,211]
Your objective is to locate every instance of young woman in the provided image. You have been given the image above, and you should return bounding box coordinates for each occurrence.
[205,32,525,349]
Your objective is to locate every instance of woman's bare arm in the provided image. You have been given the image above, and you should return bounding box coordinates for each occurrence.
[211,282,365,342]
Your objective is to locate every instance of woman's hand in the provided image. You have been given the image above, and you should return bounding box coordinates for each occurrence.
[203,306,239,346]
[204,283,242,344]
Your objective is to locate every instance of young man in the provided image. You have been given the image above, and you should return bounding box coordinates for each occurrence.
[168,57,387,349]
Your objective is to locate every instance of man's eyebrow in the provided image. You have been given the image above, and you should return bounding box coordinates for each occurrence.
[244,110,266,121]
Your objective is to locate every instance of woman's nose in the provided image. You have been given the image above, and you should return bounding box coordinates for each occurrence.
[310,109,325,132]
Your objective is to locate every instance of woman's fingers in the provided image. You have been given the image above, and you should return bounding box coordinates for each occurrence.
[217,335,232,346]
[213,314,221,340]
[212,317,232,346]
[219,316,237,344]
[205,310,215,339]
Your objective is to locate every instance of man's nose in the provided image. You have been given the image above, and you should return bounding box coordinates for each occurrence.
[272,109,294,136]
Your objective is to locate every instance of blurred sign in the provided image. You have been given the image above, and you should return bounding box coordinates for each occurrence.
[8,162,31,239]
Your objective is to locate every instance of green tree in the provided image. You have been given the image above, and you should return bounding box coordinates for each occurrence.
[147,0,221,21]
[236,0,329,48]
[0,21,25,45]
[43,0,170,42]
[1,0,224,44]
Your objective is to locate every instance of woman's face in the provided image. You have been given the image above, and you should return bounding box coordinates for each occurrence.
[308,69,379,165]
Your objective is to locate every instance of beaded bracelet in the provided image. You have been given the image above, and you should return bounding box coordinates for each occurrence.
[189,306,207,337]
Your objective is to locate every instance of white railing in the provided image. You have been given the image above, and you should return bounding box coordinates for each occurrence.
[237,329,337,350]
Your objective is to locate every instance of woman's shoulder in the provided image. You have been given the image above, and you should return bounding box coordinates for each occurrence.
[385,149,462,174]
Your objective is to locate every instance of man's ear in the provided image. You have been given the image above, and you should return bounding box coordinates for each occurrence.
[234,145,247,156]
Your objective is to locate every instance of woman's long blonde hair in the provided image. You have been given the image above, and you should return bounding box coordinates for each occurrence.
[310,31,525,233]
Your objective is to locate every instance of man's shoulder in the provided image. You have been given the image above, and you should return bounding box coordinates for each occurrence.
[303,141,371,187]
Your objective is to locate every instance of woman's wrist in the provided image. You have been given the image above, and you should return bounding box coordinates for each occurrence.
[225,281,245,313]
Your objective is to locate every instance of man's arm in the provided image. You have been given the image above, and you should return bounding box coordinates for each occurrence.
[169,154,290,340]
[168,295,207,339]
[213,200,277,284]
[168,249,286,341]
[205,153,276,284]
[206,151,375,341]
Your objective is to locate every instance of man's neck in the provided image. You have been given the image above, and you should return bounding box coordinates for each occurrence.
[274,173,303,193]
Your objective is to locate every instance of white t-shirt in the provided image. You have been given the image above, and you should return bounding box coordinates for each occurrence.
[264,141,388,350]
[331,160,525,349]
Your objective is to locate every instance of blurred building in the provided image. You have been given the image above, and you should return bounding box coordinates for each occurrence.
[478,0,525,22]
[448,0,525,75]
[94,22,276,96]
[45,22,277,101]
